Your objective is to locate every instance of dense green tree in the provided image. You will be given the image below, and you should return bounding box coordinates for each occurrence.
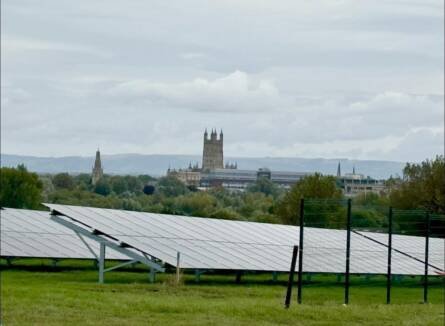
[124,176,143,193]
[94,179,111,196]
[143,184,155,195]
[350,208,385,229]
[175,192,216,216]
[39,174,55,201]
[390,156,445,214]
[0,165,43,209]
[246,177,280,198]
[157,176,189,197]
[353,192,389,207]
[75,173,93,188]
[110,176,128,194]
[208,208,240,220]
[276,173,343,225]
[138,174,156,185]
[122,198,142,211]
[52,173,75,189]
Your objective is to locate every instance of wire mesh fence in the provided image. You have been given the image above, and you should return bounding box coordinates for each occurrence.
[285,198,445,307]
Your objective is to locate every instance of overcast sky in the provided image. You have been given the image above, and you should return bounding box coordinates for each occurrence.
[2,0,444,162]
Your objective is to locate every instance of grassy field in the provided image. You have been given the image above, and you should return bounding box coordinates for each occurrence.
[1,259,444,325]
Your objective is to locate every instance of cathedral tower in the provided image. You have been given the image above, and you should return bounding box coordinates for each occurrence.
[202,129,224,171]
[91,149,104,185]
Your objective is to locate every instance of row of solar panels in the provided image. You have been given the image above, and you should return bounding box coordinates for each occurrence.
[1,205,443,275]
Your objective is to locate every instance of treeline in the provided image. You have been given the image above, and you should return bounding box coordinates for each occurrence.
[1,157,444,235]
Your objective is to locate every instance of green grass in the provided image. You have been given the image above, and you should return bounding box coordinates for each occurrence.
[1,259,444,325]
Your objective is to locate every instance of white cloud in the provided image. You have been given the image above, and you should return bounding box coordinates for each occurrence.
[0,86,31,108]
[1,0,443,162]
[180,52,206,60]
[106,71,283,112]
[1,36,109,58]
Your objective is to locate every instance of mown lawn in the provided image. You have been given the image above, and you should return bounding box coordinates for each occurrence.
[1,259,444,325]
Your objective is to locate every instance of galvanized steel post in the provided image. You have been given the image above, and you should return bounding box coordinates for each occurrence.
[149,268,156,283]
[176,251,181,284]
[99,242,106,284]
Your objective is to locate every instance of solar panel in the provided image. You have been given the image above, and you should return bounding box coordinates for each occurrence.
[44,204,444,275]
[0,208,126,260]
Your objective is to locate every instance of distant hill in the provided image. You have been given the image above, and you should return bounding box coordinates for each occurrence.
[1,153,406,179]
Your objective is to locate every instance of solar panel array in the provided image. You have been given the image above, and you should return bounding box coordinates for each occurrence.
[44,204,444,275]
[0,208,126,260]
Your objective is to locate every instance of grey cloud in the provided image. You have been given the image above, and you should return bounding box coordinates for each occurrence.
[105,71,284,113]
[1,0,443,162]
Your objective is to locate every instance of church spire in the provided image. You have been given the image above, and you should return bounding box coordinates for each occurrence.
[92,149,104,185]
[94,149,102,169]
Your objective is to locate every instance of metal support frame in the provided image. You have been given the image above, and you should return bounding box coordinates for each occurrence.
[386,207,393,304]
[194,269,206,283]
[6,257,13,266]
[235,271,242,284]
[104,259,138,273]
[150,268,156,283]
[345,198,352,305]
[176,251,181,284]
[272,271,278,282]
[99,243,105,283]
[50,214,164,284]
[75,232,98,261]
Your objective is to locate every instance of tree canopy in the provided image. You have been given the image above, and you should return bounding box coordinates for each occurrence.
[246,176,281,198]
[390,156,445,214]
[276,173,343,225]
[0,165,43,209]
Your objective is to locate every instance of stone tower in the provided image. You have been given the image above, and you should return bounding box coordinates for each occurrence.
[91,149,103,185]
[202,129,224,171]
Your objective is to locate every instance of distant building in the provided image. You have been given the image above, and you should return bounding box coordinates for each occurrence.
[336,163,386,197]
[167,162,201,187]
[200,168,311,190]
[202,129,224,171]
[167,129,312,190]
[225,162,238,169]
[91,149,103,185]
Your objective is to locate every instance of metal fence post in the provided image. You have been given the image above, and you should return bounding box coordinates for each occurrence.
[285,245,299,308]
[176,251,181,284]
[386,207,393,304]
[297,198,305,304]
[99,242,105,284]
[345,198,352,305]
[149,268,156,283]
[423,211,430,304]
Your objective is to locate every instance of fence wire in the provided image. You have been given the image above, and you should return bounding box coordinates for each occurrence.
[285,198,445,307]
